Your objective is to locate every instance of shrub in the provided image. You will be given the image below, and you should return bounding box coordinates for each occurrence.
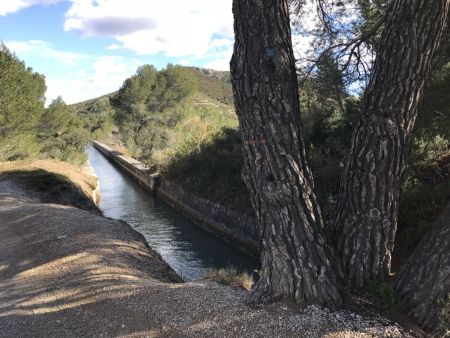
[203,266,254,290]
[164,127,252,214]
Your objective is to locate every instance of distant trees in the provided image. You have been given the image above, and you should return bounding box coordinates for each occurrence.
[75,98,115,141]
[38,97,90,165]
[111,64,197,159]
[0,43,90,165]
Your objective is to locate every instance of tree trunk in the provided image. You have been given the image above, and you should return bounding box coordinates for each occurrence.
[395,204,450,331]
[328,0,449,288]
[230,0,341,306]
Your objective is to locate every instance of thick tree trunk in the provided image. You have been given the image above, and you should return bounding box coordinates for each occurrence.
[395,205,450,331]
[230,0,341,306]
[328,0,449,287]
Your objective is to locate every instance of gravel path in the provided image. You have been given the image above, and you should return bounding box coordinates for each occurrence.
[0,180,419,337]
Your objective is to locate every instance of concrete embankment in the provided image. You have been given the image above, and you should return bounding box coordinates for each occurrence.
[80,158,100,206]
[92,141,259,256]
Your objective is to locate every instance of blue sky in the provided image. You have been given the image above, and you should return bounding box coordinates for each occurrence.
[0,0,234,104]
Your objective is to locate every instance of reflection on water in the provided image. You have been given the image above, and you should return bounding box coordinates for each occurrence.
[88,146,258,281]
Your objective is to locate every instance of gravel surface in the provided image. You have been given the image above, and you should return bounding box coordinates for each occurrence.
[0,180,420,337]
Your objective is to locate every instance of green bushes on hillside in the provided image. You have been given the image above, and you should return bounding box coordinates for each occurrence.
[74,97,115,141]
[110,64,197,159]
[165,127,252,214]
[38,97,90,165]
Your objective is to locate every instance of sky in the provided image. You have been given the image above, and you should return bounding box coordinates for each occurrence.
[0,0,235,104]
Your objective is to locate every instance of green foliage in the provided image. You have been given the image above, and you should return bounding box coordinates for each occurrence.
[38,97,90,165]
[164,128,251,214]
[183,67,233,105]
[106,64,246,211]
[0,43,46,161]
[411,63,450,164]
[436,293,450,337]
[111,64,197,158]
[0,44,91,165]
[147,64,198,112]
[299,62,359,218]
[71,93,115,140]
[396,156,450,261]
[366,279,403,311]
[395,63,450,260]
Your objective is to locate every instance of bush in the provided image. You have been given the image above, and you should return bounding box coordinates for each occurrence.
[203,266,254,290]
[38,97,90,165]
[436,294,450,337]
[164,128,252,214]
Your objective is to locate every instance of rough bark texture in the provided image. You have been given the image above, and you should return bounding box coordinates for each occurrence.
[394,205,450,331]
[328,0,450,287]
[230,0,341,306]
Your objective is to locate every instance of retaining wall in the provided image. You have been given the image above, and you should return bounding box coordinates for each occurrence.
[92,141,259,256]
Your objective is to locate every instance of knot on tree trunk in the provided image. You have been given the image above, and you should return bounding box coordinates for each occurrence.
[384,118,399,137]
[260,179,292,205]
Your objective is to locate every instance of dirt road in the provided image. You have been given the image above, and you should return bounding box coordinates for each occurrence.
[0,180,416,337]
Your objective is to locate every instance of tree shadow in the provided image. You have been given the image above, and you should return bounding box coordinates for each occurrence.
[0,198,180,337]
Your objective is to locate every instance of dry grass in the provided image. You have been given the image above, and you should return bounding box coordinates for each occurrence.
[203,266,254,290]
[0,159,97,198]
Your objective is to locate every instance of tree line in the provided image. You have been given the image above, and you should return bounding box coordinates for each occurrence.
[110,64,197,160]
[0,43,91,165]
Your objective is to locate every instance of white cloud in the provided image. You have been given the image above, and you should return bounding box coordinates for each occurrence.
[5,40,141,104]
[210,38,233,48]
[0,0,62,16]
[5,40,88,66]
[64,0,233,58]
[203,48,232,71]
[106,43,120,50]
[179,59,191,66]
[45,55,142,104]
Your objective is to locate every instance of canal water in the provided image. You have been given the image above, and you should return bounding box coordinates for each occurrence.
[88,146,258,281]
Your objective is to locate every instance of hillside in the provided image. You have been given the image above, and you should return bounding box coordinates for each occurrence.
[69,66,239,164]
[69,92,116,114]
[70,67,233,117]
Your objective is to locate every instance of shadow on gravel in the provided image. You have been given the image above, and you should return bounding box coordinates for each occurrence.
[0,169,99,213]
[0,198,180,337]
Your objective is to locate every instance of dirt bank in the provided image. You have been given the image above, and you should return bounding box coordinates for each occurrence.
[0,159,99,212]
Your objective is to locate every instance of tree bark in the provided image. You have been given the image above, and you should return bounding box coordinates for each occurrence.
[395,204,450,330]
[230,0,341,306]
[328,0,449,288]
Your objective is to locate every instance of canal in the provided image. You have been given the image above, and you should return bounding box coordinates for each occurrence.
[88,146,258,281]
